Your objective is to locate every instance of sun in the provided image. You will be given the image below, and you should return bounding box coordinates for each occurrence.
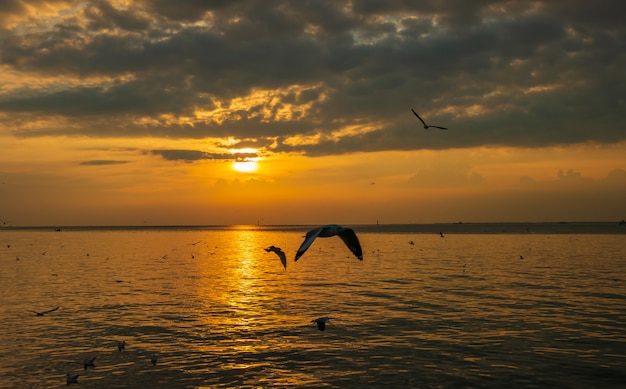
[232,160,258,173]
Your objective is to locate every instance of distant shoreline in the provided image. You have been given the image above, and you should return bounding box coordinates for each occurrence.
[1,221,625,234]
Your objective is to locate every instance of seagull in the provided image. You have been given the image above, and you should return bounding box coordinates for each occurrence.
[83,356,96,370]
[409,241,415,245]
[295,224,363,261]
[151,354,158,366]
[118,340,126,351]
[264,246,287,269]
[411,109,447,130]
[29,307,59,316]
[311,317,332,331]
[66,373,79,385]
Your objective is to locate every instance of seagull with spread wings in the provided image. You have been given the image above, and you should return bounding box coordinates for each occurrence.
[295,224,363,261]
[29,306,59,316]
[264,245,287,269]
[411,109,447,130]
[311,317,332,331]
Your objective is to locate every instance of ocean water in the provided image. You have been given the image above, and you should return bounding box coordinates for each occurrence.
[0,224,625,388]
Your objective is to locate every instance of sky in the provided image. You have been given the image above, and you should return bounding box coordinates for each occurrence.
[0,0,625,226]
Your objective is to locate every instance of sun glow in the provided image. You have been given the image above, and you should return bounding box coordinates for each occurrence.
[232,160,258,173]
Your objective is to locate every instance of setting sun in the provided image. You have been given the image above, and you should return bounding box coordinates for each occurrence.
[232,160,258,173]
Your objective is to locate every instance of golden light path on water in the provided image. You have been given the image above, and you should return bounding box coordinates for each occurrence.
[0,225,625,388]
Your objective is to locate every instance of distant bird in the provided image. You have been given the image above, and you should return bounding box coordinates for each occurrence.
[66,373,79,386]
[118,340,126,351]
[29,307,59,316]
[264,245,287,269]
[295,224,363,261]
[519,255,524,260]
[411,109,447,130]
[439,232,445,238]
[83,356,96,370]
[311,317,332,331]
[151,354,158,366]
[409,240,415,245]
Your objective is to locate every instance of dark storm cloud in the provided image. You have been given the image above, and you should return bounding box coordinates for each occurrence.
[0,0,624,156]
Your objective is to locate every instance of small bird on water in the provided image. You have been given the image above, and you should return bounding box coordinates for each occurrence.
[118,340,126,351]
[83,356,96,370]
[295,224,363,261]
[264,245,287,269]
[66,373,79,385]
[151,354,158,366]
[312,317,332,331]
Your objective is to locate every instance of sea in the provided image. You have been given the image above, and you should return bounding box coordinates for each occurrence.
[0,222,625,388]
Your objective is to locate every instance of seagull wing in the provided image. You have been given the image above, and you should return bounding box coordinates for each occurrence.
[43,306,59,314]
[295,226,324,261]
[431,125,448,130]
[275,249,287,269]
[411,109,427,126]
[338,228,363,260]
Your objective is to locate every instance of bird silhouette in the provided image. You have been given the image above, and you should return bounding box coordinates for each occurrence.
[66,373,79,385]
[295,224,362,261]
[411,109,447,130]
[29,307,59,316]
[83,356,96,370]
[311,317,332,331]
[264,246,287,269]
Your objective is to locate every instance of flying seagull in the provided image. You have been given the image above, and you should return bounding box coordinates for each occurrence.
[411,109,447,130]
[295,224,363,261]
[264,245,287,269]
[29,307,59,316]
[311,317,332,331]
[66,373,79,386]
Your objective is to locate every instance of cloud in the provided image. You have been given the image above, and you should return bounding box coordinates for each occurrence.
[150,149,256,162]
[519,168,626,192]
[407,163,485,188]
[79,159,130,165]
[0,0,624,157]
